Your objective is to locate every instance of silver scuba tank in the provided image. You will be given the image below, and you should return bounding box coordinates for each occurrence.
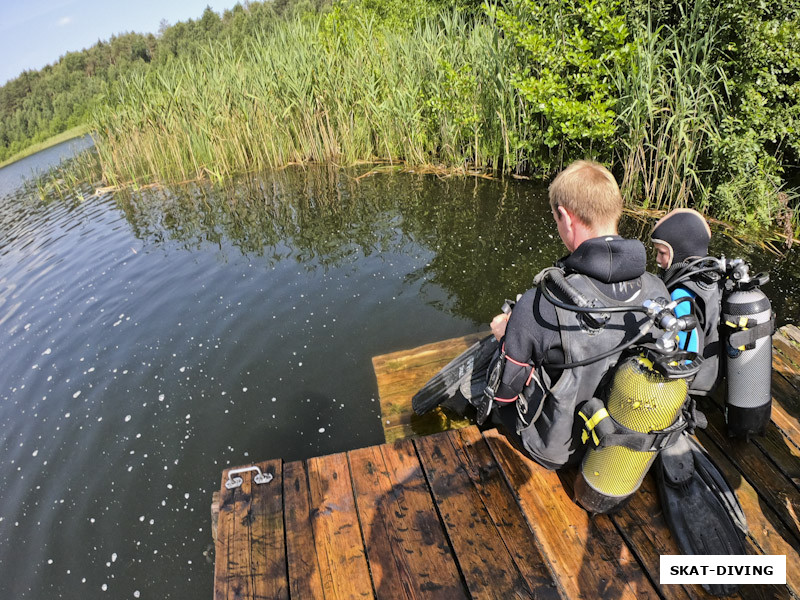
[721,267,774,439]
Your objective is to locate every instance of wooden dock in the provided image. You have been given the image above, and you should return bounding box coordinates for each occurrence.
[212,326,800,599]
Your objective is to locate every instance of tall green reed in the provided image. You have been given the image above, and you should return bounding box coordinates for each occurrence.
[612,2,726,212]
[91,11,524,185]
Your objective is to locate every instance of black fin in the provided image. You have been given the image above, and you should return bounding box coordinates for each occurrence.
[656,434,748,597]
[412,335,498,415]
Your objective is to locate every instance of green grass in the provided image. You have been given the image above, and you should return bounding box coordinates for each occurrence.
[0,124,92,169]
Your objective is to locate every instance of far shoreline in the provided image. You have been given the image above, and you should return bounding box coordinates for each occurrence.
[0,125,91,169]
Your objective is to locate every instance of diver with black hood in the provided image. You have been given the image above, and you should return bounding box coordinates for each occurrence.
[651,208,722,394]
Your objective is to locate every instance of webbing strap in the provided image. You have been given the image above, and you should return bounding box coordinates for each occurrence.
[579,398,687,452]
[728,315,775,349]
[578,398,608,446]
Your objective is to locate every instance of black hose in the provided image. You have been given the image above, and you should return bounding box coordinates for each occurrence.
[666,266,723,289]
[662,256,722,288]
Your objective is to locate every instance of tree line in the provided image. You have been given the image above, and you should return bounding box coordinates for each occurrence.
[0,1,333,162]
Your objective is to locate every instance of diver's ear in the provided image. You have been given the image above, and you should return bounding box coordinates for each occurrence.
[556,205,577,250]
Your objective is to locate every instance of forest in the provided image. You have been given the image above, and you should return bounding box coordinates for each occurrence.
[1,0,798,235]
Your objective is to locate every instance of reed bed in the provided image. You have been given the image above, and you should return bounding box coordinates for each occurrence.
[612,6,726,213]
[92,12,525,186]
[87,4,797,236]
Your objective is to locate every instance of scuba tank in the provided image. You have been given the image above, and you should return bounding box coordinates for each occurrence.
[575,353,694,513]
[573,299,704,514]
[661,256,775,439]
[721,261,774,439]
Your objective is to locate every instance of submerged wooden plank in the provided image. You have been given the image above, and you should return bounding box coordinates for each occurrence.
[372,333,485,442]
[284,461,325,600]
[416,427,560,600]
[306,452,374,599]
[349,438,467,599]
[214,460,286,600]
[482,428,658,600]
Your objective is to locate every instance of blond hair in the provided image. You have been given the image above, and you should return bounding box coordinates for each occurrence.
[549,160,623,229]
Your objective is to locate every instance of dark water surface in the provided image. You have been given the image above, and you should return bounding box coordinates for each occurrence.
[0,146,798,599]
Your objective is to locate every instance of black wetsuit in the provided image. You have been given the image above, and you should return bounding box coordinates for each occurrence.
[494,236,670,469]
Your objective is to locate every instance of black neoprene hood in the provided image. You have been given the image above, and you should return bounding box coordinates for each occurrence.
[561,236,647,284]
[651,209,711,266]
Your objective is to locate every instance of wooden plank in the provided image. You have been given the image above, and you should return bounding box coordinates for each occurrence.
[608,475,698,600]
[769,373,800,452]
[214,460,287,600]
[372,333,485,442]
[698,405,800,546]
[700,434,800,598]
[214,470,239,600]
[434,426,559,598]
[455,426,563,598]
[284,460,325,600]
[306,452,374,599]
[773,333,800,374]
[348,438,468,599]
[748,414,800,490]
[781,324,800,346]
[415,429,544,598]
[482,428,659,600]
[211,490,220,542]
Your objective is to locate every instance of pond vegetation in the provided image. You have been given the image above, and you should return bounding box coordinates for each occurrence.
[3,0,799,238]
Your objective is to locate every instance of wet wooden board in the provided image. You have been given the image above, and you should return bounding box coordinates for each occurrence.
[214,459,286,600]
[415,429,558,599]
[306,452,374,599]
[213,327,800,600]
[372,332,486,442]
[283,461,325,599]
[213,424,795,600]
[483,428,659,600]
[700,432,800,598]
[349,438,467,599]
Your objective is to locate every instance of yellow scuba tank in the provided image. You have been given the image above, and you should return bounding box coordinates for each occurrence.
[575,354,689,513]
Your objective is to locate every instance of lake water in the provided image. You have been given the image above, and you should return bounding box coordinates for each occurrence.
[0,142,797,599]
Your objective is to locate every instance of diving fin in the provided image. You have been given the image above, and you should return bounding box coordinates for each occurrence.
[412,334,498,415]
[656,433,748,597]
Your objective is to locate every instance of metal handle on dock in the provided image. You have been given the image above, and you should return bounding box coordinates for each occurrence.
[225,466,273,489]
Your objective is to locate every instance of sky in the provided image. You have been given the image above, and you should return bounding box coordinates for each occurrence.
[0,0,245,85]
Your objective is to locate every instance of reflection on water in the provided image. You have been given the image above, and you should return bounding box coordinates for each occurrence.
[0,155,798,600]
